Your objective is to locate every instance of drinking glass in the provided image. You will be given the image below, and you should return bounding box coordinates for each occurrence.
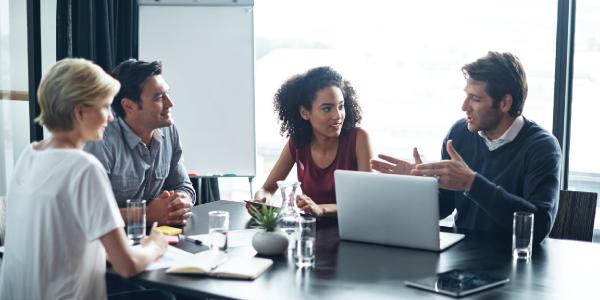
[513,211,534,260]
[296,215,316,268]
[209,210,229,251]
[126,199,146,245]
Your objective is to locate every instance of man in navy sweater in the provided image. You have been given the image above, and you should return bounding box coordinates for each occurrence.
[372,52,561,244]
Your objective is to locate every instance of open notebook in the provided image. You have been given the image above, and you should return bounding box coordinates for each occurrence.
[166,250,273,280]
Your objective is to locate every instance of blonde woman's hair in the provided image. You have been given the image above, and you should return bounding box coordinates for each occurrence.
[35,58,120,131]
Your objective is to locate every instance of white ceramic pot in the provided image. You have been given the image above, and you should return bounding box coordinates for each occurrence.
[252,231,289,256]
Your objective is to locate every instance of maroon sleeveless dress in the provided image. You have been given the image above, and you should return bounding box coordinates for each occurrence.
[289,127,359,204]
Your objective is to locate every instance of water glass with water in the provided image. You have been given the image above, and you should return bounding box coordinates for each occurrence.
[513,211,534,260]
[296,216,316,268]
[126,199,146,245]
[209,210,229,251]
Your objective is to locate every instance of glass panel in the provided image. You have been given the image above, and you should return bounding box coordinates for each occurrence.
[570,0,600,227]
[0,0,31,196]
[253,0,557,192]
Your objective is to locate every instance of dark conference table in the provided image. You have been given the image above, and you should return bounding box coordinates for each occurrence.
[128,200,600,299]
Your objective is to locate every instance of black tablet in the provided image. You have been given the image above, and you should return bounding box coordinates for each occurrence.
[405,269,510,298]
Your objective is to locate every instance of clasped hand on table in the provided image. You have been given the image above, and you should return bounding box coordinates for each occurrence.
[147,190,193,226]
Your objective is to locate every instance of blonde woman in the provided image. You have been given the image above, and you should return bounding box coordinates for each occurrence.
[0,58,169,300]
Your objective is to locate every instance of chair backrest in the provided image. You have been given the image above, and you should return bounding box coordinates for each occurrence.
[549,190,598,242]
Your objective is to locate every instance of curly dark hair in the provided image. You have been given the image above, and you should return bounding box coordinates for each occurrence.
[274,66,362,146]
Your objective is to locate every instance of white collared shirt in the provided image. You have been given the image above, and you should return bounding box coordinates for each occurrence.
[478,116,524,151]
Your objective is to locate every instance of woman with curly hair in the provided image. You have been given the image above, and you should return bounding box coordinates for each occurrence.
[254,66,372,217]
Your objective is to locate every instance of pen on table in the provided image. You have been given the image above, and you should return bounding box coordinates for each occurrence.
[179,234,203,245]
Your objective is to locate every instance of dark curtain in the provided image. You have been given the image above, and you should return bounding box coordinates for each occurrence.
[190,176,221,205]
[56,0,138,72]
[201,178,221,204]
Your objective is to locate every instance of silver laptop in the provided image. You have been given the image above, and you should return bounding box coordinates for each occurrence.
[334,170,465,251]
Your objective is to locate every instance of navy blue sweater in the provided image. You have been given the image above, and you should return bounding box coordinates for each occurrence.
[439,118,561,244]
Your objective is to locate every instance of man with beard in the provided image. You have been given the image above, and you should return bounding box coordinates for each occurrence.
[372,52,561,244]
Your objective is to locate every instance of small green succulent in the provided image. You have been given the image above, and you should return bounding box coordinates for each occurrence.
[249,205,281,232]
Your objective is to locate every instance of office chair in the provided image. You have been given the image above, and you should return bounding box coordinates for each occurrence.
[549,190,598,242]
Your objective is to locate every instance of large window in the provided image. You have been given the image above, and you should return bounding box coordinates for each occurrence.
[0,0,56,197]
[250,0,557,194]
[571,0,600,225]
[0,0,30,197]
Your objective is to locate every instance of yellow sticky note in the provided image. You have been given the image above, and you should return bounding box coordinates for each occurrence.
[155,226,182,236]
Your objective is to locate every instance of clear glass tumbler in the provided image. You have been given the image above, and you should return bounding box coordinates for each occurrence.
[513,211,534,260]
[296,215,316,268]
[126,199,146,245]
[209,210,229,251]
